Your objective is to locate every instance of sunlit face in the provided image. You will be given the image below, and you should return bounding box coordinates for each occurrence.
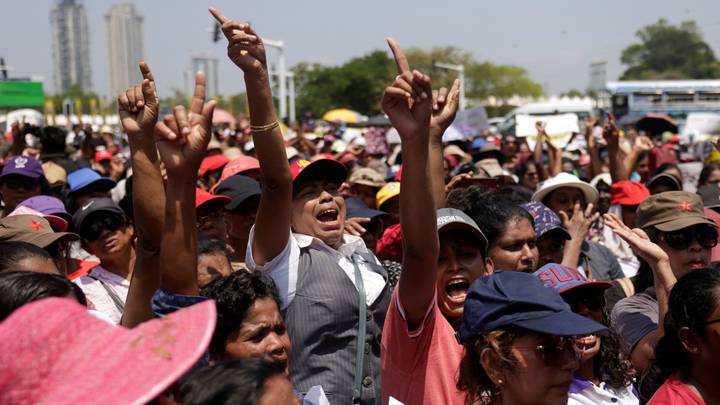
[436,231,493,323]
[545,187,586,218]
[224,297,292,372]
[656,225,714,279]
[83,222,135,262]
[292,179,346,249]
[522,164,540,191]
[486,333,579,405]
[488,218,538,272]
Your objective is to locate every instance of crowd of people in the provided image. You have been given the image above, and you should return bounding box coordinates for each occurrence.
[1,7,720,405]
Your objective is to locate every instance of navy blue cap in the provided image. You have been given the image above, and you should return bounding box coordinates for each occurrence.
[345,197,388,219]
[458,271,607,343]
[67,168,116,193]
[215,175,261,211]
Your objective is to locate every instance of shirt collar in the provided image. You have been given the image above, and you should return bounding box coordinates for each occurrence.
[293,233,369,258]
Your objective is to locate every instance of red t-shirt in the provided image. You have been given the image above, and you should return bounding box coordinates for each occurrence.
[381,287,465,405]
[647,375,705,405]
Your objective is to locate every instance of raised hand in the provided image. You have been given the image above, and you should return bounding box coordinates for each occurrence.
[209,7,267,75]
[559,202,599,241]
[345,217,370,236]
[154,71,216,176]
[633,135,654,152]
[604,213,669,265]
[382,38,432,139]
[429,79,460,141]
[118,62,159,136]
[603,113,620,147]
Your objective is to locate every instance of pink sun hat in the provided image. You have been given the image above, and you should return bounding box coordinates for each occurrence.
[0,297,216,405]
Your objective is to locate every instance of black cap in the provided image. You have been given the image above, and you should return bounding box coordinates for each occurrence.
[646,173,682,192]
[345,197,388,219]
[215,175,261,211]
[72,197,125,231]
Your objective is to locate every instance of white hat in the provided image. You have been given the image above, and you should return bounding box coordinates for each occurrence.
[285,146,299,160]
[532,172,599,205]
[590,173,612,188]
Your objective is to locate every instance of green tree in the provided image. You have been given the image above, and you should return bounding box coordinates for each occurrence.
[620,19,720,80]
[466,63,543,100]
[49,83,102,115]
[559,89,585,98]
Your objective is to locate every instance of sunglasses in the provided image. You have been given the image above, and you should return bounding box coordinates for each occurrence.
[514,335,580,366]
[661,225,718,250]
[81,215,125,242]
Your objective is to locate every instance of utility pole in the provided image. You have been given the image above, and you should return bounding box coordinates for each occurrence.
[433,61,466,111]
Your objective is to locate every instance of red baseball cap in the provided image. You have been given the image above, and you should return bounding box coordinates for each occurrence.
[290,158,346,188]
[215,156,260,186]
[195,188,231,210]
[198,155,230,177]
[93,150,113,162]
[611,180,650,206]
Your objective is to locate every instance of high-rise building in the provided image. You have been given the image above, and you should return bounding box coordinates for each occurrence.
[50,0,92,93]
[106,4,144,100]
[191,55,219,98]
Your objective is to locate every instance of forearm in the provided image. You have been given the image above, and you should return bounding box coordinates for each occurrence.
[128,131,165,251]
[160,175,198,296]
[651,259,676,336]
[120,251,160,327]
[244,72,291,187]
[561,238,583,268]
[607,143,629,182]
[623,149,642,177]
[428,136,446,209]
[534,136,549,180]
[399,137,439,327]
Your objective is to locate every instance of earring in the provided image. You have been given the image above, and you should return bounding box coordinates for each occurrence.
[497,379,503,385]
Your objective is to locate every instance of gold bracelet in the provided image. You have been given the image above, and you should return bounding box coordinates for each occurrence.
[250,120,280,133]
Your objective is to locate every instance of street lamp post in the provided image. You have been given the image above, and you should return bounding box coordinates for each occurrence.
[263,38,287,121]
[433,61,466,111]
[287,71,296,123]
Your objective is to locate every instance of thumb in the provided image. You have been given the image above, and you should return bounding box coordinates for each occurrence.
[559,211,569,224]
[202,100,217,124]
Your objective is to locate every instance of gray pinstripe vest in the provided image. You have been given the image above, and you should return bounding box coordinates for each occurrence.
[285,245,391,405]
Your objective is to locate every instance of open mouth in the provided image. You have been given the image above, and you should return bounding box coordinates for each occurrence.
[575,335,598,351]
[688,259,706,268]
[445,277,470,300]
[317,208,339,223]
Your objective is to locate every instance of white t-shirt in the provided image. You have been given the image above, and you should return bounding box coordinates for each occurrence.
[568,376,639,405]
[74,266,129,324]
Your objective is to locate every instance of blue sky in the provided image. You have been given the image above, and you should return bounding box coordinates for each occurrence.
[4,0,720,97]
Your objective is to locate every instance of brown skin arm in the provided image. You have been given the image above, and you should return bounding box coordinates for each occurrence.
[118,63,166,327]
[210,7,292,266]
[384,38,439,330]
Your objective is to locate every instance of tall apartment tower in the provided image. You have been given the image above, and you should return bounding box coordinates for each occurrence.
[106,4,144,99]
[191,55,219,98]
[50,0,92,93]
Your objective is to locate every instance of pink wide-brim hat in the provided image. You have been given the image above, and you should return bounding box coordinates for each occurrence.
[0,297,216,405]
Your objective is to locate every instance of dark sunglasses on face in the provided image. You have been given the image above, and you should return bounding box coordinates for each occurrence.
[564,292,606,312]
[514,335,580,366]
[2,176,40,190]
[82,215,125,242]
[662,225,718,250]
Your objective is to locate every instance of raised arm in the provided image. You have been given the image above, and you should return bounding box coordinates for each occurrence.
[384,39,439,329]
[604,114,630,182]
[604,213,675,371]
[582,117,603,179]
[533,121,550,181]
[118,62,166,327]
[428,79,460,209]
[210,7,291,266]
[154,72,216,296]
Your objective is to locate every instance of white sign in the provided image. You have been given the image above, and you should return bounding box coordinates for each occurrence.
[682,113,720,142]
[516,113,579,149]
[679,161,703,193]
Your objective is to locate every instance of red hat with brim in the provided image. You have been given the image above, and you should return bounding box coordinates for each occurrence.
[199,155,230,177]
[611,180,650,206]
[93,150,113,163]
[0,297,216,404]
[290,159,347,189]
[195,188,231,210]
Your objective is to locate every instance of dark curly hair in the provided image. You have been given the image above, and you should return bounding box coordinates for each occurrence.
[638,266,720,401]
[446,186,534,249]
[200,271,282,361]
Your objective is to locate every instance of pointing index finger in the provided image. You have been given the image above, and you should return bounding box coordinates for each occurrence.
[209,7,229,24]
[387,37,410,75]
[139,62,154,82]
